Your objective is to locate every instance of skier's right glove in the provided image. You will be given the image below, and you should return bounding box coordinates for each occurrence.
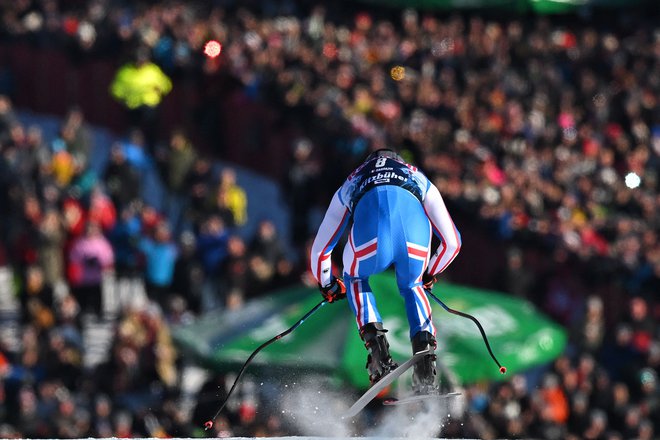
[422,272,436,292]
[319,277,346,303]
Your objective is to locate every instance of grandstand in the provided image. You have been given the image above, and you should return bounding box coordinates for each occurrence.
[0,0,657,438]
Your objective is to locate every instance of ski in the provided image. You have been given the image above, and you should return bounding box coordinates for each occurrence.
[383,391,461,406]
[343,348,430,418]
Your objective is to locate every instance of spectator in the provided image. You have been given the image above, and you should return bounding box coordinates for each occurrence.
[638,418,655,440]
[568,392,591,437]
[0,95,18,139]
[109,203,143,279]
[67,222,114,319]
[535,372,570,439]
[19,265,54,331]
[60,191,87,239]
[185,157,214,230]
[11,194,41,276]
[87,186,117,233]
[601,324,645,387]
[110,47,172,150]
[157,129,197,232]
[203,168,247,229]
[571,295,606,357]
[50,147,77,189]
[218,167,248,227]
[52,294,83,350]
[637,368,659,425]
[495,246,536,300]
[61,107,92,161]
[249,219,286,269]
[608,382,631,433]
[284,138,319,249]
[196,215,230,310]
[582,409,609,440]
[36,209,66,289]
[118,130,151,172]
[95,310,159,404]
[625,297,654,357]
[103,145,141,213]
[15,386,45,438]
[139,220,178,312]
[44,332,83,399]
[171,231,204,315]
[113,410,134,438]
[247,219,292,295]
[222,235,248,309]
[91,394,114,438]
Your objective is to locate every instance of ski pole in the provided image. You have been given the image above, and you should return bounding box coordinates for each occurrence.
[425,289,507,375]
[204,300,327,430]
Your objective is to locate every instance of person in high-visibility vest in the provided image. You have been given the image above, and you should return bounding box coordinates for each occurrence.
[110,47,172,149]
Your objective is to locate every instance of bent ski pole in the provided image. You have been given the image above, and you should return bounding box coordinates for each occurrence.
[425,289,507,375]
[204,300,327,430]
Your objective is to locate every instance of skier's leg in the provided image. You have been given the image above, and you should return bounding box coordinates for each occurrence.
[358,321,399,385]
[343,220,392,330]
[392,224,435,340]
[395,256,438,393]
[345,273,399,386]
[411,329,438,393]
[343,222,397,385]
[392,212,437,393]
[345,275,382,329]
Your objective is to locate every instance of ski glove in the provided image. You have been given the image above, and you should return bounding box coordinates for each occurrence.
[422,272,436,292]
[319,277,346,303]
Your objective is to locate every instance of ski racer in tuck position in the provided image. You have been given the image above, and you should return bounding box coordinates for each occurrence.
[310,149,462,393]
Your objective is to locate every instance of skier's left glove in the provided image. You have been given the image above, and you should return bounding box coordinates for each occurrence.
[422,272,436,292]
[319,277,346,303]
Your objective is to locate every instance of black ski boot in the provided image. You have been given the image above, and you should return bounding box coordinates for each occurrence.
[412,331,438,394]
[360,322,399,386]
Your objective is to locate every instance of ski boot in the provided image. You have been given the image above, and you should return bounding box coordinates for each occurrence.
[360,322,399,386]
[412,331,438,394]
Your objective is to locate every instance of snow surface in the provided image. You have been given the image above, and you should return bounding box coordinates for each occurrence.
[253,376,467,439]
[13,438,471,440]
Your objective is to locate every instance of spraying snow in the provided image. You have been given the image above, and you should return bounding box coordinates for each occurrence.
[273,375,464,438]
[366,399,445,438]
[277,376,355,437]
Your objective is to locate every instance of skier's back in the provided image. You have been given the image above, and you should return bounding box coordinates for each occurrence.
[310,149,461,391]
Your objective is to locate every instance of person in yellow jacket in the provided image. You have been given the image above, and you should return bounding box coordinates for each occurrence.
[110,47,172,149]
[218,167,248,227]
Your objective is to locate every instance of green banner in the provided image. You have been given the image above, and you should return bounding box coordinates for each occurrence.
[173,272,567,390]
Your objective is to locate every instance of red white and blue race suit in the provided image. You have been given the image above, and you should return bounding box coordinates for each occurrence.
[310,154,461,339]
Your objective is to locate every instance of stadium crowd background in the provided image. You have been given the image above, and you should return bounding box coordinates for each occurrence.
[0,0,658,438]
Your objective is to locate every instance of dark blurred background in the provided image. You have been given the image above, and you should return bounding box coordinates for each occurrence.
[0,0,657,438]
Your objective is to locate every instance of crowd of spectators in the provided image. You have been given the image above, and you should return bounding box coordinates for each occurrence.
[0,89,295,437]
[0,0,658,438]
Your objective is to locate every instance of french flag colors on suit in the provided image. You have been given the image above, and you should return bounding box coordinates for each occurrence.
[347,236,378,276]
[310,153,460,340]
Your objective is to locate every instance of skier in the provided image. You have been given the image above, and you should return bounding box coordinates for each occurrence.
[310,149,461,393]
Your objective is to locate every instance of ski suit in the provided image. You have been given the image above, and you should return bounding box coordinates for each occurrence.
[310,154,461,339]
